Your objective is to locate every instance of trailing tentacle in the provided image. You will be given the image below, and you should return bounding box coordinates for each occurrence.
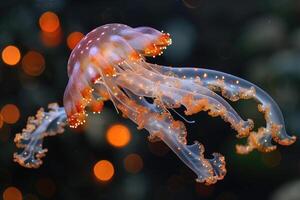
[115,69,253,138]
[153,65,296,153]
[14,103,67,168]
[113,86,226,185]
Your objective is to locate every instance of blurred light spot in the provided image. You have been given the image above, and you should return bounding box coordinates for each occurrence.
[84,114,105,144]
[93,160,114,182]
[40,28,62,47]
[0,125,9,142]
[164,19,196,63]
[0,114,3,128]
[242,17,285,51]
[106,124,131,148]
[1,45,21,66]
[261,150,281,167]
[182,0,202,8]
[124,153,143,174]
[123,175,147,199]
[36,178,56,198]
[1,104,20,124]
[272,180,300,200]
[22,51,45,76]
[269,50,300,75]
[148,141,170,156]
[39,11,60,33]
[3,186,22,200]
[195,183,214,197]
[84,109,114,147]
[67,32,84,50]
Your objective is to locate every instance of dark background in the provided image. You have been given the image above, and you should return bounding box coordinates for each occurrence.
[0,0,300,199]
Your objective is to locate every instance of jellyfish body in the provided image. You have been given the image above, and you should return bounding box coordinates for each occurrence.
[14,24,296,184]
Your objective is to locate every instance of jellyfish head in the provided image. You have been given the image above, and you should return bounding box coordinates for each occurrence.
[63,24,173,128]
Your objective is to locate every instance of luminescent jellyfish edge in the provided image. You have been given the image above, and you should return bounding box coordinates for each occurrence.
[13,24,296,185]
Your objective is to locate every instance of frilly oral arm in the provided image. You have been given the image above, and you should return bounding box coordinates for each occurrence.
[116,88,226,185]
[143,112,227,185]
[153,65,296,154]
[14,103,67,168]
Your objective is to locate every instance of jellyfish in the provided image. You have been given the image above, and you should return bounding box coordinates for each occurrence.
[14,24,296,185]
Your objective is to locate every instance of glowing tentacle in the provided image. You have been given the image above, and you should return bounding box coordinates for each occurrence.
[139,62,254,136]
[115,70,252,138]
[154,65,296,153]
[142,112,227,185]
[14,103,67,168]
[115,88,226,185]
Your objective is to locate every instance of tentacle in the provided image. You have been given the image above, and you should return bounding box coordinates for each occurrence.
[153,65,296,153]
[13,103,67,168]
[141,61,254,137]
[115,66,253,138]
[142,112,226,185]
[113,87,226,185]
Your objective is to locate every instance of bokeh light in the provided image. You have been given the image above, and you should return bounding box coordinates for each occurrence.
[106,124,131,148]
[93,160,114,182]
[261,150,282,167]
[0,114,3,128]
[39,11,60,33]
[164,19,196,63]
[0,125,9,142]
[2,186,22,200]
[36,178,56,198]
[124,153,143,174]
[1,45,21,66]
[40,28,62,47]
[22,51,45,76]
[272,180,300,200]
[67,32,84,50]
[122,176,147,199]
[1,104,20,124]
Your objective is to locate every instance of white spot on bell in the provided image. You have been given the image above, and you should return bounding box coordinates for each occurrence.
[90,47,98,56]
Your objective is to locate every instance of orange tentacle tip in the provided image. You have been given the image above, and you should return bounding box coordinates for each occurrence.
[90,100,104,113]
[81,87,93,99]
[75,100,86,113]
[68,112,86,128]
[129,51,142,61]
[158,33,172,46]
[102,65,116,76]
[144,43,162,57]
